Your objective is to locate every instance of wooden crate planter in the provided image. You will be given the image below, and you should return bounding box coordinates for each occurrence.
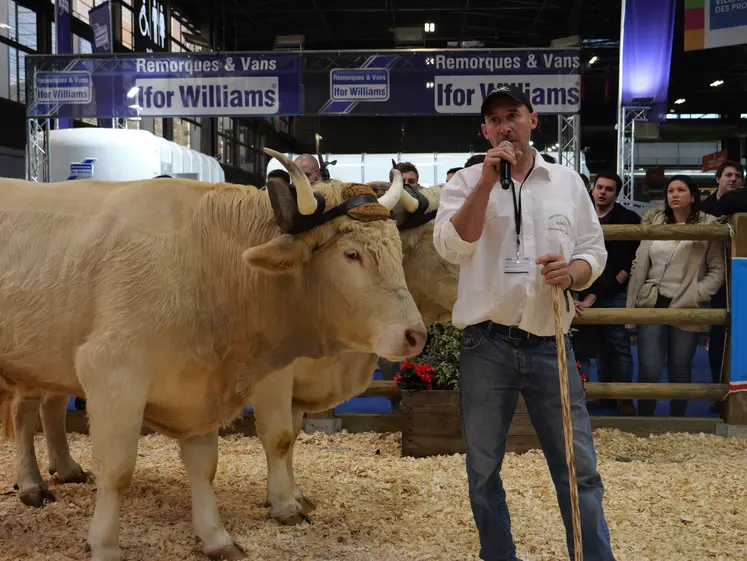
[401,390,541,458]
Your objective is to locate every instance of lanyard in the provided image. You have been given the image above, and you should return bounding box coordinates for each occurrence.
[509,157,535,257]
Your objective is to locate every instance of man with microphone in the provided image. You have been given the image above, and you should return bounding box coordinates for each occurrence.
[434,85,615,561]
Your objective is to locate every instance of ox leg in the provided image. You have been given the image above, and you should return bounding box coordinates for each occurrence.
[287,407,315,513]
[12,393,56,507]
[253,380,309,525]
[77,344,149,561]
[179,430,246,561]
[41,394,87,485]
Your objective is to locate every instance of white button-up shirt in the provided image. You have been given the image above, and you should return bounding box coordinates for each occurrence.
[433,149,607,337]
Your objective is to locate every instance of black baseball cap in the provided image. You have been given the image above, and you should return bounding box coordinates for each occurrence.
[480,85,534,117]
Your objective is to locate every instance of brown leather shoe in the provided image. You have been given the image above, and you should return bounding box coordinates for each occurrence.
[618,399,636,416]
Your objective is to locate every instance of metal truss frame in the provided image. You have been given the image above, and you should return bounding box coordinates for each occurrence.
[556,114,581,172]
[26,118,51,182]
[616,105,649,203]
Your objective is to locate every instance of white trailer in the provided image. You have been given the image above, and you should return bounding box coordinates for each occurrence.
[49,128,224,183]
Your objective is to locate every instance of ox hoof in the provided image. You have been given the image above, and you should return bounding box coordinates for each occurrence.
[207,542,247,561]
[50,465,89,485]
[273,507,313,526]
[297,495,316,514]
[84,542,122,561]
[20,486,56,508]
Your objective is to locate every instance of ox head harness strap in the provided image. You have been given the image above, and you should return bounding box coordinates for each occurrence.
[397,185,438,232]
[266,180,386,236]
[284,192,381,235]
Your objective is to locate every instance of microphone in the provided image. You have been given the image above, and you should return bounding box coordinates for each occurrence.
[498,140,513,190]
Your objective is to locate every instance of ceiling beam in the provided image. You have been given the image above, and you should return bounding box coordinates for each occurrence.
[310,0,341,49]
[227,0,261,35]
[230,6,566,14]
[458,0,470,45]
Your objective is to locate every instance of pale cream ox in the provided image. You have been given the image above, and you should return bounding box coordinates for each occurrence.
[0,150,426,561]
[2,183,457,530]
[248,183,458,524]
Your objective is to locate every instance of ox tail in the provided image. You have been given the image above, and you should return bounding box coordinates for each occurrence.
[0,398,14,440]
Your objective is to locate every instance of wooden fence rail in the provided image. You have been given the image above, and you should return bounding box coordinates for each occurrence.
[360,380,729,401]
[601,223,731,241]
[572,308,726,325]
[329,219,745,434]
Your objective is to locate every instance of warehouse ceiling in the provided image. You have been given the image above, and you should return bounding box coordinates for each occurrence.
[172,0,745,120]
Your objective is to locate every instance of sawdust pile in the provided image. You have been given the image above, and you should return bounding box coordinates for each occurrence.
[0,429,745,560]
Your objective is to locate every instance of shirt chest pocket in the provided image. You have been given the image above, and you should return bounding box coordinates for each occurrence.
[543,199,577,259]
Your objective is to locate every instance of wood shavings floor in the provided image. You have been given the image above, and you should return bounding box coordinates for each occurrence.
[0,429,745,561]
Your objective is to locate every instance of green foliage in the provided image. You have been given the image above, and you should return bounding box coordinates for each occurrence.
[411,322,576,391]
[413,322,463,390]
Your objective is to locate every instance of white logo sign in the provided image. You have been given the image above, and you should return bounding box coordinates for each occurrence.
[138,0,166,50]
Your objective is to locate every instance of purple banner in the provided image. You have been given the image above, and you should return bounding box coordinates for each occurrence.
[619,0,676,122]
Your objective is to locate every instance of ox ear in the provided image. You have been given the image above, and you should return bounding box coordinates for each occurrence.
[242,234,311,274]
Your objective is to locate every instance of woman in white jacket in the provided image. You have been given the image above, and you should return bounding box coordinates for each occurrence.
[626,175,726,417]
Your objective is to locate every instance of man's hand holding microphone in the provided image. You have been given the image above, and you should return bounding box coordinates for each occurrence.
[479,140,522,190]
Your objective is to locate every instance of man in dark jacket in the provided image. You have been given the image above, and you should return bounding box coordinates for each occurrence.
[701,161,743,412]
[701,161,743,217]
[575,171,640,416]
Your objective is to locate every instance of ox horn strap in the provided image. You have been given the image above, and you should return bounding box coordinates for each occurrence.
[285,194,380,235]
[398,186,438,232]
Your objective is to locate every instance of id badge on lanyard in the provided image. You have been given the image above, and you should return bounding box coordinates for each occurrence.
[502,167,534,274]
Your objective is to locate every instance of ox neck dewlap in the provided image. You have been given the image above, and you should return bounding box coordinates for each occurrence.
[267,180,391,235]
[398,186,437,231]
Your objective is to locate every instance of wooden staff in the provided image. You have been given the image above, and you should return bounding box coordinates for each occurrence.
[551,284,583,561]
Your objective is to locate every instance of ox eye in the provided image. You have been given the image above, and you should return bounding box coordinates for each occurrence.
[344,250,361,262]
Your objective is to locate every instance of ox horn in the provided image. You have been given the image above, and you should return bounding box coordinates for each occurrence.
[377,169,404,211]
[263,148,319,216]
[400,186,420,213]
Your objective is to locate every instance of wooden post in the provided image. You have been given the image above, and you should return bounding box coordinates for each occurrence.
[726,214,747,425]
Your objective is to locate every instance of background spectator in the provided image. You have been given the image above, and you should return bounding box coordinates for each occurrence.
[701,161,743,216]
[575,171,640,416]
[446,167,462,182]
[626,175,725,417]
[389,162,421,190]
[267,169,291,185]
[464,154,485,168]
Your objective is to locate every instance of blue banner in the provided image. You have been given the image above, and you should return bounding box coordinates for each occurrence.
[55,0,73,129]
[710,0,747,30]
[730,257,747,393]
[26,52,302,119]
[304,49,581,116]
[25,49,581,120]
[89,2,113,128]
[89,2,113,54]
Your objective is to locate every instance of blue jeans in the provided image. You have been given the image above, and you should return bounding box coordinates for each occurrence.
[636,323,700,416]
[595,293,634,385]
[459,324,615,561]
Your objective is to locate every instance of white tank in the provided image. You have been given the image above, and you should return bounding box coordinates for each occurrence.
[49,128,224,183]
